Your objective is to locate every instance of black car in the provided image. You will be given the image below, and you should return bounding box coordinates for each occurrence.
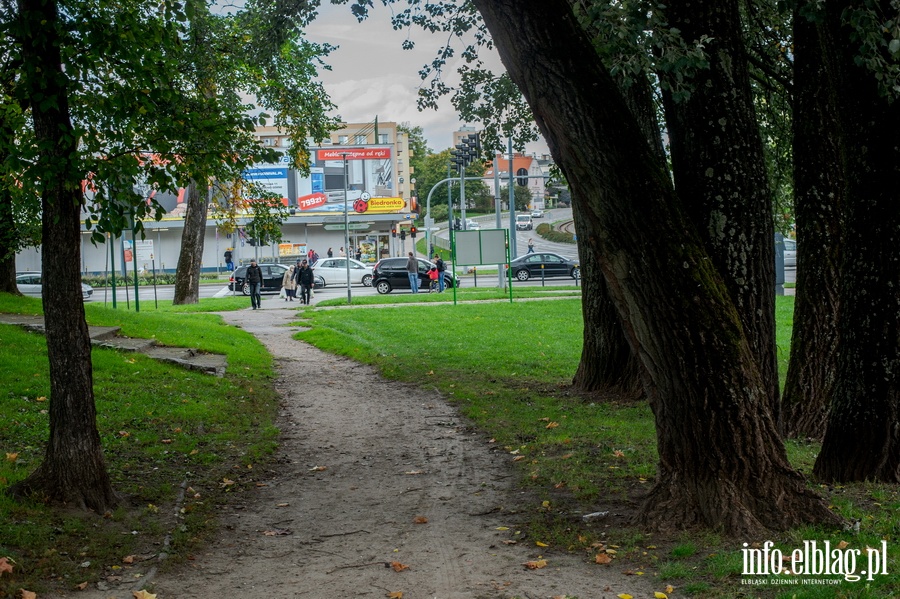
[229,263,323,295]
[507,252,580,281]
[372,257,459,294]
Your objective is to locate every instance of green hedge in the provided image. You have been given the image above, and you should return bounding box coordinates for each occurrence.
[83,272,225,287]
[537,222,575,244]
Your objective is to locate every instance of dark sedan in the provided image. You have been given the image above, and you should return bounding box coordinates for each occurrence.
[372,257,459,294]
[229,263,323,295]
[507,252,580,281]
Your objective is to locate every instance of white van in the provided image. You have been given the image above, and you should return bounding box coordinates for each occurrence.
[515,214,533,231]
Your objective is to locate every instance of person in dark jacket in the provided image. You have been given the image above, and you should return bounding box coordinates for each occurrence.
[246,260,263,309]
[293,259,315,304]
[224,248,234,271]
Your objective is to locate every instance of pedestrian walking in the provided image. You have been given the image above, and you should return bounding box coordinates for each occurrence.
[434,254,446,293]
[406,252,420,293]
[428,265,439,292]
[282,264,297,301]
[527,238,535,253]
[293,259,315,304]
[355,247,362,261]
[224,248,234,271]
[246,259,263,309]
[339,247,346,257]
[327,247,333,258]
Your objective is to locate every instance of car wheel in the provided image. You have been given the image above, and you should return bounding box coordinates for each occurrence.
[375,280,392,294]
[242,282,251,296]
[315,275,325,288]
[571,267,581,279]
[515,269,530,282]
[362,274,373,287]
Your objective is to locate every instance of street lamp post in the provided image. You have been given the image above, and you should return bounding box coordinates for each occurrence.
[341,153,352,304]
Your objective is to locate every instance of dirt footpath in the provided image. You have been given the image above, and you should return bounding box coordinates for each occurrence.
[79,302,656,599]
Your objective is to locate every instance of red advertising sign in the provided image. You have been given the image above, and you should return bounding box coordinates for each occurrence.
[297,192,328,211]
[316,147,392,161]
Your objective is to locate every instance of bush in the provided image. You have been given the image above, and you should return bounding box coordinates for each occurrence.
[536,222,575,244]
[83,272,223,287]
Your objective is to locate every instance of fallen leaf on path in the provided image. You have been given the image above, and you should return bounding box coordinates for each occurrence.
[20,591,36,599]
[535,541,549,547]
[220,478,235,487]
[501,540,517,545]
[523,559,547,570]
[617,595,633,599]
[309,465,327,472]
[594,553,612,564]
[665,585,675,593]
[404,470,424,475]
[122,555,135,564]
[513,456,525,462]
[276,503,289,507]
[654,592,669,599]
[0,557,13,576]
[390,561,409,572]
[133,591,157,599]
[387,592,403,598]
[413,516,428,524]
[75,581,88,590]
[495,526,509,531]
[262,528,292,536]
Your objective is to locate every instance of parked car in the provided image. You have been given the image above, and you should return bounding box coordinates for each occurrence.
[783,238,796,268]
[506,252,580,281]
[311,257,373,287]
[16,271,94,301]
[372,257,459,294]
[515,214,533,231]
[530,209,544,218]
[229,263,323,295]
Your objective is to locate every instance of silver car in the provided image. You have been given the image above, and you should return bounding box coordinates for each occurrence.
[783,238,796,268]
[311,257,374,287]
[16,271,94,300]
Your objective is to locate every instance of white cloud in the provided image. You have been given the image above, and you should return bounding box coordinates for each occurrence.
[307,4,548,155]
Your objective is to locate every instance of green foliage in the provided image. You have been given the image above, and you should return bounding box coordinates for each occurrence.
[536,222,575,244]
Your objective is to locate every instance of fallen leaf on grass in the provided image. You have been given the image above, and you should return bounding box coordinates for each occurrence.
[512,456,525,462]
[594,553,612,564]
[220,478,235,487]
[390,561,409,572]
[75,581,88,590]
[613,449,625,458]
[0,557,13,576]
[122,555,135,564]
[837,540,849,549]
[545,421,559,429]
[35,396,46,402]
[5,453,18,462]
[133,591,157,599]
[20,590,36,599]
[523,559,547,570]
[413,516,428,524]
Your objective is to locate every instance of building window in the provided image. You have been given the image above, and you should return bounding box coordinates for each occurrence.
[338,135,348,144]
[378,133,389,144]
[355,134,367,144]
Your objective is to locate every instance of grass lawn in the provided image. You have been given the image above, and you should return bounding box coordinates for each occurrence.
[1,291,897,598]
[0,294,279,598]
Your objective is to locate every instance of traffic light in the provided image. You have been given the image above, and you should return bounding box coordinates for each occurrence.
[410,226,417,238]
[400,230,407,241]
[391,227,397,238]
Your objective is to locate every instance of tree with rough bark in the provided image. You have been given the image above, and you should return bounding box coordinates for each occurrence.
[810,0,900,483]
[470,0,842,534]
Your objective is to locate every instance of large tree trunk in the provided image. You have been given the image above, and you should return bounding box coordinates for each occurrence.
[659,0,779,414]
[474,0,842,535]
[813,0,900,483]
[781,8,843,439]
[0,197,21,295]
[8,0,118,512]
[172,180,208,305]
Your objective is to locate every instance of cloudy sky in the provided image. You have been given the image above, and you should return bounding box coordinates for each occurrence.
[306,4,547,154]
